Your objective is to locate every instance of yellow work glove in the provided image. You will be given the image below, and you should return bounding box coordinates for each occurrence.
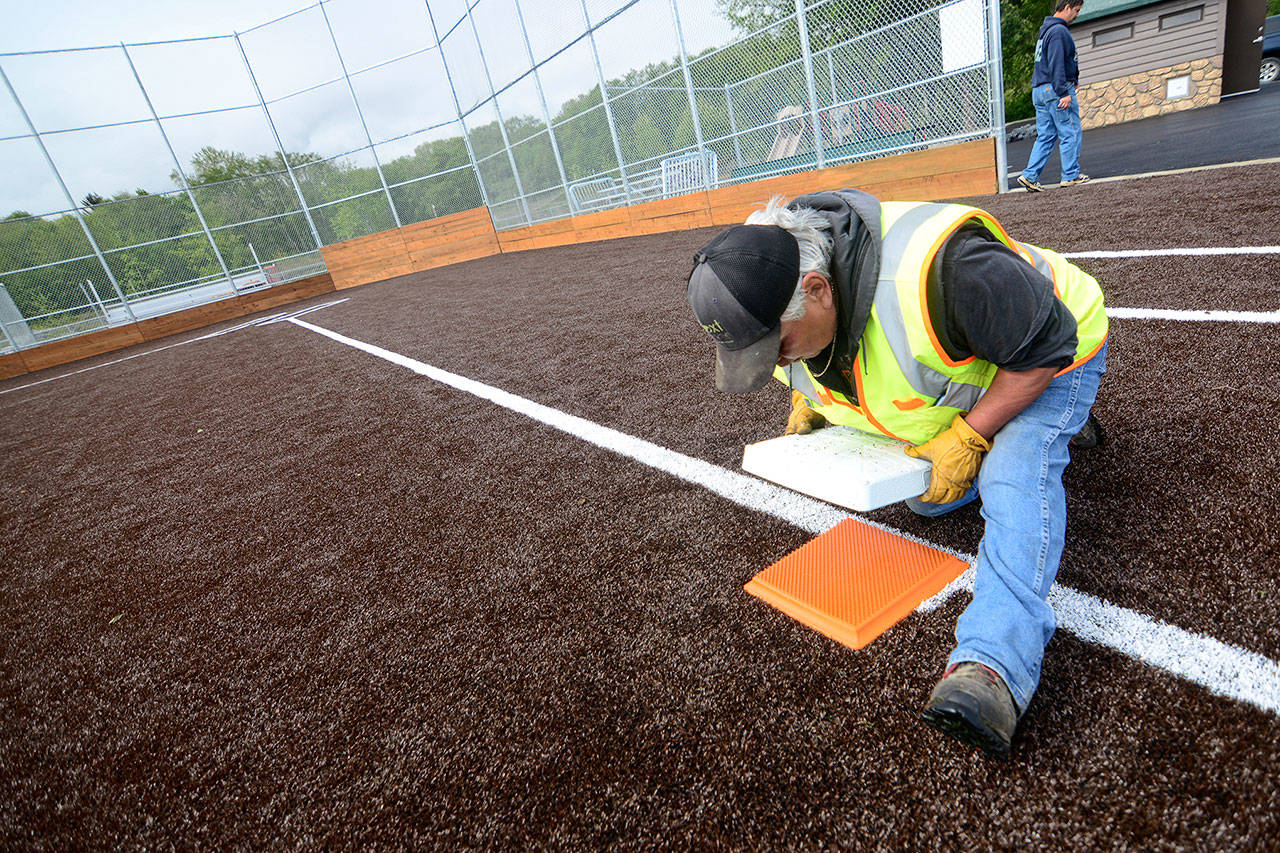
[904,414,992,504]
[785,389,827,435]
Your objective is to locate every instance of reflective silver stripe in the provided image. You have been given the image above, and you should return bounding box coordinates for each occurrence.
[783,362,825,404]
[1018,242,1056,281]
[874,203,957,399]
[936,379,986,411]
[880,203,950,266]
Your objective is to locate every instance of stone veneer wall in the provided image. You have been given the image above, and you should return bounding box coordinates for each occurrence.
[1078,55,1223,130]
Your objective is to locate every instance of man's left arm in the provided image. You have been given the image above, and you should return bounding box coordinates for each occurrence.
[963,366,1058,441]
[905,230,1077,503]
[905,367,1059,504]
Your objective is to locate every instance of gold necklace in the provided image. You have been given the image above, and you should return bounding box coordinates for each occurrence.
[809,337,837,377]
[809,284,839,378]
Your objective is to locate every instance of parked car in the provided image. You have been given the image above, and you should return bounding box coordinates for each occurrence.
[1262,15,1280,86]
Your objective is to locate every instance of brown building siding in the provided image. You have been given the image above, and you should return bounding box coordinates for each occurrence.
[1072,0,1226,127]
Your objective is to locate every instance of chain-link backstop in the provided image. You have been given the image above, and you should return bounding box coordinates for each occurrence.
[0,0,1005,352]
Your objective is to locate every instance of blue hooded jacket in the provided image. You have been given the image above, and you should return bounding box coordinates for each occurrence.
[1031,15,1079,97]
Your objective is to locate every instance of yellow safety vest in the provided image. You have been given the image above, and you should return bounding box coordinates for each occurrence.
[776,201,1108,444]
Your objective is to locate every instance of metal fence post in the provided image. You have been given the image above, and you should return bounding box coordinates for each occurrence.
[464,2,532,226]
[726,84,742,172]
[81,280,109,322]
[985,0,1009,193]
[0,282,32,350]
[120,43,238,296]
[318,0,403,228]
[827,50,837,105]
[0,313,17,352]
[421,1,493,214]
[248,243,267,283]
[579,0,632,204]
[0,61,136,322]
[513,0,573,215]
[105,275,135,320]
[793,0,825,169]
[669,0,710,189]
[234,32,325,248]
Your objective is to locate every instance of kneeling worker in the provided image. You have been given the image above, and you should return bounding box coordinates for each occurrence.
[687,189,1108,758]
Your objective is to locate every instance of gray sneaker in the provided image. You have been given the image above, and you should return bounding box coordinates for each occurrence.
[921,662,1017,759]
[1016,175,1043,192]
[1061,173,1092,186]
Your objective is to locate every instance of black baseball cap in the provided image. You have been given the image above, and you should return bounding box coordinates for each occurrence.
[687,224,799,393]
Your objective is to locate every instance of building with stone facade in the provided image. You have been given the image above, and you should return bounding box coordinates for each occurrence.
[1068,0,1254,129]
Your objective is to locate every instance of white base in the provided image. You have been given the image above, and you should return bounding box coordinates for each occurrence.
[741,426,932,512]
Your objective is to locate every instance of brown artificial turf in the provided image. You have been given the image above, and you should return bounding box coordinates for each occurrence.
[1,162,1278,849]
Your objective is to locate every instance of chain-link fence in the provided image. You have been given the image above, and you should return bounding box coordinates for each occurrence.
[0,0,1004,352]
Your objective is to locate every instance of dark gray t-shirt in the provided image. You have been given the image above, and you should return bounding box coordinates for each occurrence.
[930,224,1078,371]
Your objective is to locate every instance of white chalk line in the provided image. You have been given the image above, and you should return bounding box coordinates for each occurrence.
[1065,246,1280,258]
[288,316,1280,717]
[1079,245,1280,322]
[1107,306,1280,323]
[0,298,349,397]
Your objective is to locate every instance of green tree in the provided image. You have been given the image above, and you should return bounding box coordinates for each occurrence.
[1001,0,1051,122]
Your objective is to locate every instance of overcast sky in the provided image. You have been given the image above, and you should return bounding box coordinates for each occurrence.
[0,0,308,53]
[0,0,737,217]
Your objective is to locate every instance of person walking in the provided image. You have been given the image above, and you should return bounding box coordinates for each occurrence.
[687,189,1108,758]
[1019,0,1090,191]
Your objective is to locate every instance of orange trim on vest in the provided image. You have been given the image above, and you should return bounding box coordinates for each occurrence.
[853,354,909,442]
[892,397,927,411]
[815,383,861,413]
[1017,240,1062,299]
[1054,331,1108,378]
[917,216,978,369]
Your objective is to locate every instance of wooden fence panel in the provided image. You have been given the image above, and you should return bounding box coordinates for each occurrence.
[17,324,146,374]
[237,273,336,315]
[322,230,414,290]
[135,298,249,342]
[0,352,27,380]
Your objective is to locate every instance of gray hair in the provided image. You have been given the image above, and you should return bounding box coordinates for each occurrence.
[745,196,833,321]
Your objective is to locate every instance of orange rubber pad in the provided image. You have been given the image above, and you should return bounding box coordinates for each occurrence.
[745,518,967,650]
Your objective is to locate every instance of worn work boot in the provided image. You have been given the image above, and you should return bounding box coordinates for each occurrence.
[1069,413,1105,449]
[1016,175,1042,192]
[921,662,1017,759]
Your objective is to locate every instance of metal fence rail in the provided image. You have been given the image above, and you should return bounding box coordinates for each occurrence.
[0,0,1004,352]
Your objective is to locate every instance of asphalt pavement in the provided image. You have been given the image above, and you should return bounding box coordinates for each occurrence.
[1003,79,1280,185]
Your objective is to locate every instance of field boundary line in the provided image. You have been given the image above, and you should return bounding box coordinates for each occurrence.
[0,298,349,397]
[287,316,1280,717]
[1065,246,1280,258]
[1108,306,1280,322]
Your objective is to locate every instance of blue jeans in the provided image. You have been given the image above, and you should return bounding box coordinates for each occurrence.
[1021,83,1083,182]
[906,343,1107,713]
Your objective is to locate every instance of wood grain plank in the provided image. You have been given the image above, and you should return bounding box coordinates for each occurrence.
[0,351,28,380]
[136,298,247,342]
[707,139,997,224]
[323,229,413,289]
[496,230,580,253]
[19,324,146,373]
[330,260,417,290]
[628,191,712,219]
[237,273,337,313]
[400,208,495,242]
